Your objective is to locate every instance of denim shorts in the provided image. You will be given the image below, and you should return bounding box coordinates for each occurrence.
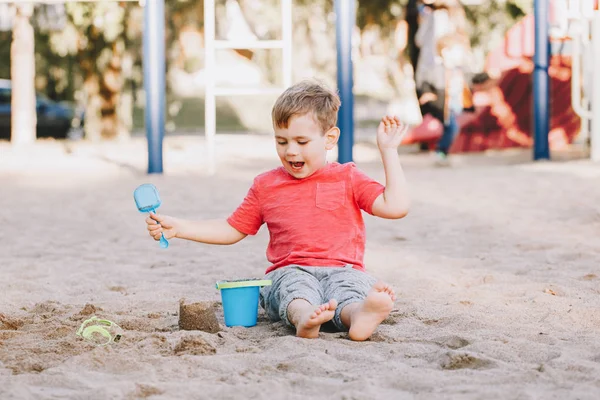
[259,264,378,331]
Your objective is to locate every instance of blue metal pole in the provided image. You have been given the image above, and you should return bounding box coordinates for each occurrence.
[533,0,550,160]
[335,0,355,164]
[143,0,165,173]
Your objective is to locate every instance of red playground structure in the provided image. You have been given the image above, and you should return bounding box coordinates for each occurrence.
[404,1,599,154]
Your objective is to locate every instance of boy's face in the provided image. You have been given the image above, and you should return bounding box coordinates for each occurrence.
[274,113,339,179]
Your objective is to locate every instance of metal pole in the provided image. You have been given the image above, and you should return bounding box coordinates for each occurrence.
[204,0,216,175]
[533,0,550,160]
[143,0,165,174]
[591,11,600,161]
[335,0,355,164]
[282,0,293,89]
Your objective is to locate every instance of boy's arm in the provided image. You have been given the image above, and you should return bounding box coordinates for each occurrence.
[175,218,247,245]
[371,116,410,219]
[147,213,247,245]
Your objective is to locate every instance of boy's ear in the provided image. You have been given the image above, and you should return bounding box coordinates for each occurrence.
[324,126,340,150]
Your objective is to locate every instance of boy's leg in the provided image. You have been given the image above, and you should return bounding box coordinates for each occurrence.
[340,281,396,341]
[323,266,396,341]
[260,266,336,339]
[287,297,337,339]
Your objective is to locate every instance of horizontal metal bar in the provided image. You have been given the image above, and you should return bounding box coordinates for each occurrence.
[213,40,284,49]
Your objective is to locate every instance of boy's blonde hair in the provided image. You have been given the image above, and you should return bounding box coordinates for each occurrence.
[272,79,341,134]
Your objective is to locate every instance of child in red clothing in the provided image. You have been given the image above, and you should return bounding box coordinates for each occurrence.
[146,80,410,341]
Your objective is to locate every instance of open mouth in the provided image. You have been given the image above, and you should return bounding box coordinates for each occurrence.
[289,161,305,171]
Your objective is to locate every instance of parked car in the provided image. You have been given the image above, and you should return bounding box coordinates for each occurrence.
[0,79,84,140]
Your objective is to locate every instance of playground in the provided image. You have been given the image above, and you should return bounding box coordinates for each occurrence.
[1,135,599,398]
[1,0,600,398]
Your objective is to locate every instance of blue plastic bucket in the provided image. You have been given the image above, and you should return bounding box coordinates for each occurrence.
[216,279,272,327]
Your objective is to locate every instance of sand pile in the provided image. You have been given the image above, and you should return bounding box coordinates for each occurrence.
[1,136,599,398]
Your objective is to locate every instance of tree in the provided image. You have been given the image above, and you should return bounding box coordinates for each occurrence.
[3,0,530,142]
[40,2,142,141]
[10,4,36,146]
[65,2,135,140]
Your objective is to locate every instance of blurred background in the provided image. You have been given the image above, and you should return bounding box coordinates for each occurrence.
[0,0,596,158]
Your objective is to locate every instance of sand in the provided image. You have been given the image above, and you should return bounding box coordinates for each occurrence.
[1,134,600,399]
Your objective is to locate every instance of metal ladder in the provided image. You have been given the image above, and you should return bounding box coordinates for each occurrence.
[568,0,600,161]
[203,0,293,174]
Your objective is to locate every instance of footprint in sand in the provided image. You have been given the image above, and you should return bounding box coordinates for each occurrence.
[441,352,494,370]
[109,286,128,295]
[27,301,67,321]
[134,334,172,356]
[276,362,291,372]
[173,335,216,356]
[235,346,261,353]
[435,335,470,350]
[590,354,600,363]
[129,384,164,399]
[381,310,403,325]
[367,332,395,343]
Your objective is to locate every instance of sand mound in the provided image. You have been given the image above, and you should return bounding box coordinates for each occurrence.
[2,136,600,398]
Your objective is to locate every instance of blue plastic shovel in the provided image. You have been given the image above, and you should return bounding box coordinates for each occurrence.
[133,183,169,249]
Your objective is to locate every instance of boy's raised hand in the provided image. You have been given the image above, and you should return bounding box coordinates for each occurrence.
[377,115,408,151]
[146,212,178,241]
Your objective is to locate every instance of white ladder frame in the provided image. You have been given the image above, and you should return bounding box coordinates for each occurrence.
[567,0,600,161]
[204,0,293,174]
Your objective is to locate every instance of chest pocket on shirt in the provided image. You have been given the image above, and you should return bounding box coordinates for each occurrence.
[315,182,346,211]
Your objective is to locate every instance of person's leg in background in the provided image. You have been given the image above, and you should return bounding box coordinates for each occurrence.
[435,111,459,164]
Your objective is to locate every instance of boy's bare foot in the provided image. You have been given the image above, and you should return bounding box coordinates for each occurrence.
[288,299,338,339]
[342,282,395,341]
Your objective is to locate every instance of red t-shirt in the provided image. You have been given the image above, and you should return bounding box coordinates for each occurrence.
[227,162,385,274]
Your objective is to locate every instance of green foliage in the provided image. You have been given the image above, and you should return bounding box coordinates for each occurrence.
[463,0,527,53]
[509,0,533,15]
[61,3,128,67]
[357,0,406,32]
[0,32,10,79]
[16,0,532,133]
[353,0,528,49]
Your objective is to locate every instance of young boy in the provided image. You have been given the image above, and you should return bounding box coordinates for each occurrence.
[146,80,410,341]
